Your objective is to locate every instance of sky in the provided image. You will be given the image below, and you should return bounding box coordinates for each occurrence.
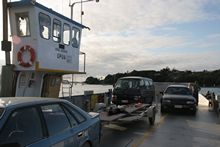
[0,0,220,78]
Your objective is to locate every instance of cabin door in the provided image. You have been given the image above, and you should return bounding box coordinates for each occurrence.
[41,75,62,98]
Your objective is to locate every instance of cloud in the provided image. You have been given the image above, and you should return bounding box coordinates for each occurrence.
[79,29,191,76]
[79,0,220,76]
[84,49,220,77]
[75,0,220,76]
[1,0,219,77]
[81,0,215,33]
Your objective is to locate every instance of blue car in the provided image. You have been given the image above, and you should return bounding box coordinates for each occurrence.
[0,97,101,147]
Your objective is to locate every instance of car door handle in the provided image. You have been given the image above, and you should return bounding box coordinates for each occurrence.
[78,132,83,137]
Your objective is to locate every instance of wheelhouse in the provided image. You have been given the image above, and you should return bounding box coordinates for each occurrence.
[7,1,88,97]
[9,0,86,73]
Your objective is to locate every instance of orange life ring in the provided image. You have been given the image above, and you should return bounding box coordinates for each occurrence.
[17,45,36,68]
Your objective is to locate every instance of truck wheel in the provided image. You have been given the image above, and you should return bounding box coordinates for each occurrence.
[161,106,166,114]
[149,112,155,126]
[191,108,197,115]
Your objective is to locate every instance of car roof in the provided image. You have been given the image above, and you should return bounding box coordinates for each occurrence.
[0,97,65,108]
[167,85,188,88]
[119,76,153,81]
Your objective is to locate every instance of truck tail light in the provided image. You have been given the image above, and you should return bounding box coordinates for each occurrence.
[112,95,117,101]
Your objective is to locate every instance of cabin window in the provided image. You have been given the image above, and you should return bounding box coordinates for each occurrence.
[72,27,80,48]
[39,13,51,40]
[53,19,61,42]
[144,80,150,89]
[16,13,31,37]
[63,23,70,45]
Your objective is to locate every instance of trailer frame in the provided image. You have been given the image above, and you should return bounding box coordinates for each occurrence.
[99,103,157,126]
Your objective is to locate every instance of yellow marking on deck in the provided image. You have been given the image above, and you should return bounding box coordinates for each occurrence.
[104,124,127,131]
[131,114,167,147]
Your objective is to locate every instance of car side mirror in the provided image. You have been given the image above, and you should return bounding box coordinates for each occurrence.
[160,91,164,95]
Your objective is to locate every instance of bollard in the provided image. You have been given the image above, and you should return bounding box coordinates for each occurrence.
[217,95,220,115]
[84,91,93,112]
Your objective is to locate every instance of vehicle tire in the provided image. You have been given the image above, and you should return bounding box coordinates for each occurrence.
[161,106,165,114]
[81,142,91,147]
[149,111,155,126]
[191,108,197,115]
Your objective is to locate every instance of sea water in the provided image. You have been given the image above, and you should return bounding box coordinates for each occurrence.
[59,84,113,97]
[59,84,220,97]
[200,87,220,96]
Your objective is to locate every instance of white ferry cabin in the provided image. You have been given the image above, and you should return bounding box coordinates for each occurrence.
[8,0,87,97]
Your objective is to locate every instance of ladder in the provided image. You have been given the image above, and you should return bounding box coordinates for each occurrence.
[61,74,74,98]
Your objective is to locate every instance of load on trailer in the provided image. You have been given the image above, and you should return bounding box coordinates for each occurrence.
[112,76,155,105]
[100,103,157,125]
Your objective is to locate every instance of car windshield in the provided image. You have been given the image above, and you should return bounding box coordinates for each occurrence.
[165,87,192,95]
[115,79,141,89]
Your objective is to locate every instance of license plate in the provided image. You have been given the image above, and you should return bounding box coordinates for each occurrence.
[174,105,183,108]
[122,100,128,103]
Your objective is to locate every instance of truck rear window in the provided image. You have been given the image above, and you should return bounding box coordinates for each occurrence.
[115,79,141,89]
[0,108,4,118]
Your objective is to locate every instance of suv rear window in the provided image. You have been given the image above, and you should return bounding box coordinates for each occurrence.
[115,79,141,89]
[0,108,4,118]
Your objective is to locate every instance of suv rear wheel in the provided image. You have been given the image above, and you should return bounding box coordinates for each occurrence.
[149,115,155,126]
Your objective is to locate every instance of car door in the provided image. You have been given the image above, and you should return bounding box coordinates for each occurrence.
[40,104,79,147]
[0,107,50,147]
[63,103,89,147]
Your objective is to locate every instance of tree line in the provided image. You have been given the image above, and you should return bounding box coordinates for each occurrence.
[85,67,220,87]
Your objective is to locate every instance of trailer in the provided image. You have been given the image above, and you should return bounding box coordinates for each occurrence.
[98,76,157,125]
[99,103,157,126]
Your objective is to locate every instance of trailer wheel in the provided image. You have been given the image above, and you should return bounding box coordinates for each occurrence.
[81,142,91,147]
[149,111,155,126]
[161,107,165,113]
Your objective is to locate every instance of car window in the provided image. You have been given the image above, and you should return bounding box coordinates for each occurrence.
[165,87,191,95]
[140,80,145,87]
[41,104,70,136]
[144,80,150,88]
[0,107,43,147]
[65,104,86,123]
[115,79,141,89]
[62,106,78,128]
[148,80,153,86]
